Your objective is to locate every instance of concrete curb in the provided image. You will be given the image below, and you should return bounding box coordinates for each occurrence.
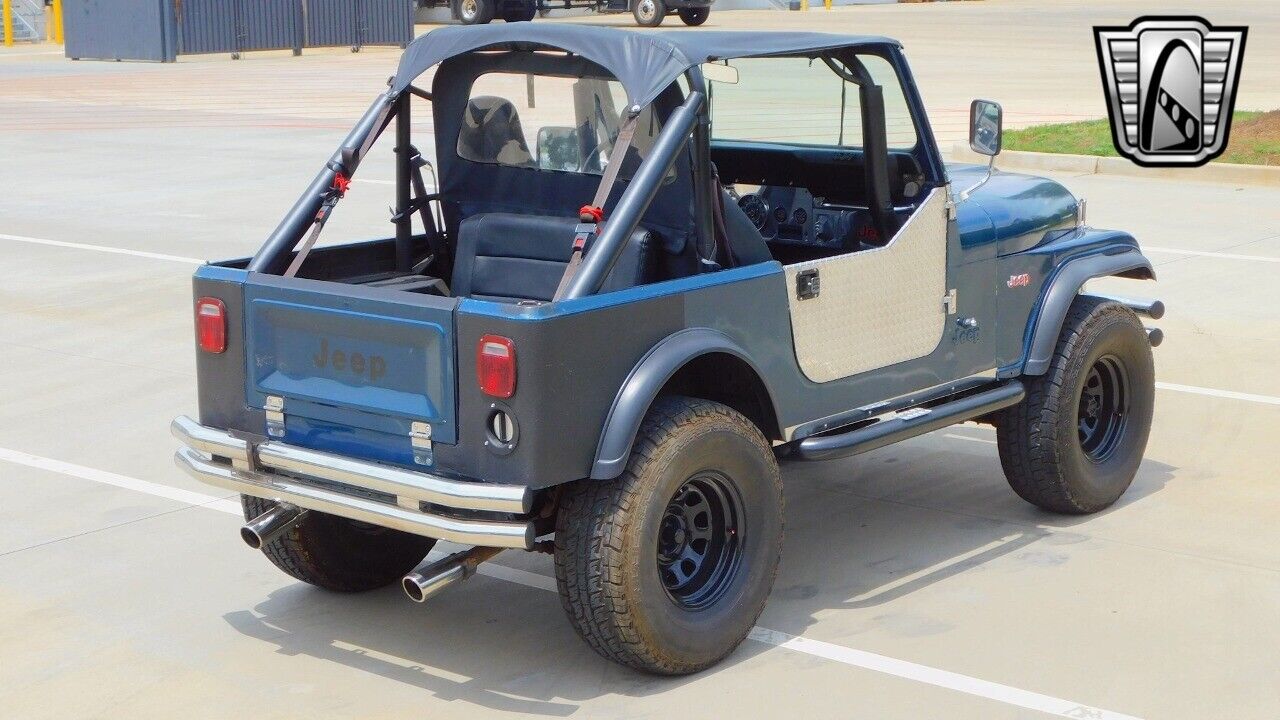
[947,142,1280,187]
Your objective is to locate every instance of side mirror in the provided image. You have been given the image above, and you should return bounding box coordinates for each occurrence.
[536,126,582,172]
[969,99,1003,157]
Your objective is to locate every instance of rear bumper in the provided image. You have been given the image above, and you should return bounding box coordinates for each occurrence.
[171,416,535,549]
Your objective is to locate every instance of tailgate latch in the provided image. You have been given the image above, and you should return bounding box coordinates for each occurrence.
[265,396,286,438]
[410,422,434,467]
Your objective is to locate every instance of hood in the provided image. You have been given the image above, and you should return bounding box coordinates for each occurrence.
[948,163,1080,255]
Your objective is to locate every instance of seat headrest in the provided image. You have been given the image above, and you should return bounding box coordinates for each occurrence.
[458,96,534,167]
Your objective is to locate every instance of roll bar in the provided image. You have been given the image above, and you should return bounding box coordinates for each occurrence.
[558,90,705,300]
[248,92,396,275]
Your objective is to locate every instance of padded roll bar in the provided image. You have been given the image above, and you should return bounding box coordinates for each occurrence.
[248,92,397,275]
[558,91,705,300]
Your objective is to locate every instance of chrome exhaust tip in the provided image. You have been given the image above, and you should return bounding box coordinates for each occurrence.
[1146,327,1164,348]
[402,546,504,603]
[241,503,307,549]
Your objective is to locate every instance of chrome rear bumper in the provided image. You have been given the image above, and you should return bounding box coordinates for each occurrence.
[171,416,535,549]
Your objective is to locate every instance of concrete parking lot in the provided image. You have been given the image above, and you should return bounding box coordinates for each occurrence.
[3,2,1279,718]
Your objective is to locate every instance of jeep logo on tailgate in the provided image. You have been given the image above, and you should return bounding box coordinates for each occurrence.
[313,338,386,381]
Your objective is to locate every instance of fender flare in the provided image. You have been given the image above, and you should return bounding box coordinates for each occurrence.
[1022,248,1155,375]
[590,328,776,479]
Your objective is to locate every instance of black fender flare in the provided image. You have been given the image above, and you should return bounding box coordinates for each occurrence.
[590,328,776,479]
[1022,248,1155,375]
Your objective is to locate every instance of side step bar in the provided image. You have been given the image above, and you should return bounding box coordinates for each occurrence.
[782,381,1026,462]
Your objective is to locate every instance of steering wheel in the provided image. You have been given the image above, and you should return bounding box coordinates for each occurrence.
[577,138,613,174]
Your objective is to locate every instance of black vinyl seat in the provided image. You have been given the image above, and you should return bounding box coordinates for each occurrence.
[451,213,658,302]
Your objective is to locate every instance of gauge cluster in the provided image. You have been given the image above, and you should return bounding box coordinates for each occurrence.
[735,185,876,250]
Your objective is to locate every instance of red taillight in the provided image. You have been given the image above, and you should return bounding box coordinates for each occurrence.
[196,297,227,354]
[477,335,516,398]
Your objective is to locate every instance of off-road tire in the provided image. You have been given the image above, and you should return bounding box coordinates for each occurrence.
[677,7,708,25]
[554,396,783,674]
[997,296,1155,513]
[632,0,666,27]
[454,0,495,25]
[242,496,436,592]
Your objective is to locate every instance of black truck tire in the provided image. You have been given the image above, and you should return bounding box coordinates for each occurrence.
[997,296,1155,514]
[632,0,666,27]
[677,7,708,25]
[454,0,495,25]
[554,396,783,674]
[502,0,537,21]
[242,496,436,592]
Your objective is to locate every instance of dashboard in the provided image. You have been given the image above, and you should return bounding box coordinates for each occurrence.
[734,185,884,251]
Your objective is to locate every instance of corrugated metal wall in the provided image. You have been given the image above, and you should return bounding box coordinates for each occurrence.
[307,0,413,50]
[176,0,304,56]
[63,0,177,62]
[64,0,410,63]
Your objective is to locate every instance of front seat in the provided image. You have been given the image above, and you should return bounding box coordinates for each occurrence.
[457,96,535,167]
[452,213,657,303]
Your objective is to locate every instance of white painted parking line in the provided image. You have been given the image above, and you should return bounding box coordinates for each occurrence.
[357,178,396,185]
[1144,246,1280,263]
[0,446,1144,720]
[0,233,204,264]
[1155,381,1280,406]
[0,447,241,513]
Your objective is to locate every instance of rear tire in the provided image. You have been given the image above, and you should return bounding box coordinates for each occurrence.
[554,396,783,674]
[242,496,436,592]
[454,0,495,25]
[997,297,1155,513]
[677,7,708,25]
[632,0,666,27]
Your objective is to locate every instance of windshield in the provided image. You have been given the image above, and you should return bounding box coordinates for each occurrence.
[708,55,918,150]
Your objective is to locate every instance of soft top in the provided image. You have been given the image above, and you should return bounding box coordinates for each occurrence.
[390,24,897,108]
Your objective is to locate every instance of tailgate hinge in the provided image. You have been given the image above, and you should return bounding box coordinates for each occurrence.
[410,422,434,467]
[264,396,286,439]
[943,288,958,315]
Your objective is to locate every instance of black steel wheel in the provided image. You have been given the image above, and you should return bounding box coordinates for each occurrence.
[555,396,783,674]
[656,473,744,609]
[1077,355,1130,462]
[677,7,709,25]
[998,296,1155,514]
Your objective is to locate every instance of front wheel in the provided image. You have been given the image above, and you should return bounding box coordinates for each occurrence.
[554,396,783,674]
[997,297,1155,513]
[677,7,708,25]
[454,0,495,25]
[632,0,666,27]
[502,0,537,21]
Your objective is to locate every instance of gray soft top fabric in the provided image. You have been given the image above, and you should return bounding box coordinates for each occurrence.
[391,24,897,108]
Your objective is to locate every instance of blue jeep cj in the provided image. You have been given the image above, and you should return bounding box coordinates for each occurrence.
[173,25,1163,674]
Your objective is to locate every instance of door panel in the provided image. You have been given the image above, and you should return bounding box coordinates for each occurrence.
[784,189,949,383]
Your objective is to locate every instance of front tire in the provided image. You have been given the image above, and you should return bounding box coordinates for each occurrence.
[677,7,708,25]
[997,297,1155,513]
[242,496,436,592]
[632,0,666,27]
[501,0,536,21]
[554,397,783,674]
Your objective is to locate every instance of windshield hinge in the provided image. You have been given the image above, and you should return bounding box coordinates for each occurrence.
[943,289,958,315]
[410,422,434,467]
[265,396,286,439]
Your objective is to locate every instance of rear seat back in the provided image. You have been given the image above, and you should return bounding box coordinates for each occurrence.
[451,213,657,303]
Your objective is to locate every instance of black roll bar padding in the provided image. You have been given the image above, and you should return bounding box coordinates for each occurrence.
[395,92,414,273]
[859,83,896,242]
[558,91,706,301]
[685,67,716,266]
[248,92,397,274]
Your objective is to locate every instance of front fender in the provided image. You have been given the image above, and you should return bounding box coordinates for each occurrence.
[1022,247,1155,375]
[590,328,769,479]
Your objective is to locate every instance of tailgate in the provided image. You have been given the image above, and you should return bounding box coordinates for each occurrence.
[242,276,458,452]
